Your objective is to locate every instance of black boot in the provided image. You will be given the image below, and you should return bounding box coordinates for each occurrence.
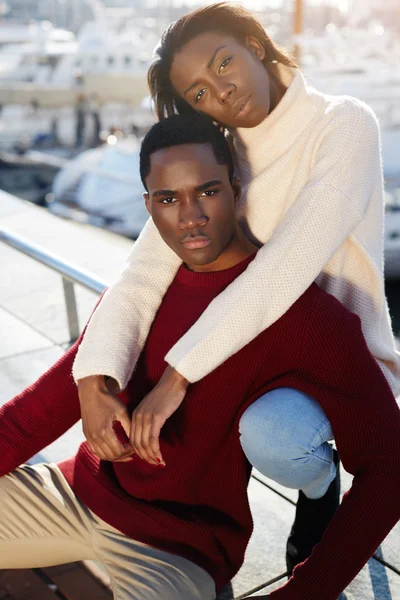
[216,582,234,599]
[286,448,340,576]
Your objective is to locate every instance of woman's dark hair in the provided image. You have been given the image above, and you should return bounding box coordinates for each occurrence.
[140,114,234,189]
[148,2,298,120]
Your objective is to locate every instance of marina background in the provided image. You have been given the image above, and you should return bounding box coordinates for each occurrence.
[0,0,399,337]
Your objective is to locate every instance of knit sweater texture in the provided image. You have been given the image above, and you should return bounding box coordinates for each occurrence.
[1,256,400,600]
[72,68,400,396]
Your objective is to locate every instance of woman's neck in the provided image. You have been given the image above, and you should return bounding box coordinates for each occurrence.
[268,63,294,114]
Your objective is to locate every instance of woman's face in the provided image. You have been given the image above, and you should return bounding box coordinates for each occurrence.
[170,32,272,129]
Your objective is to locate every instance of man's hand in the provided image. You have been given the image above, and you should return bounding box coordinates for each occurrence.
[78,375,134,462]
[130,366,189,466]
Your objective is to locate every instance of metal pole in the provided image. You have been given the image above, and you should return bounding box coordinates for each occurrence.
[62,278,80,342]
[293,0,303,65]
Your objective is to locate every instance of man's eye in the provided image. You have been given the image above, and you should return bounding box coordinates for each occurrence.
[160,197,176,204]
[195,88,206,104]
[201,190,219,197]
[219,56,232,73]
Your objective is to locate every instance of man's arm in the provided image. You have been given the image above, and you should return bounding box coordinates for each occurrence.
[269,295,400,600]
[0,294,134,476]
[0,339,82,477]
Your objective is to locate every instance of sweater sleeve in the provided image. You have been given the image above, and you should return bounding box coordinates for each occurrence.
[74,100,382,386]
[270,297,400,600]
[0,339,82,478]
[72,217,181,390]
[164,102,383,381]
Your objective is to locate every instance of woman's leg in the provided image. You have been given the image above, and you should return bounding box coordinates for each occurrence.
[239,387,336,498]
[0,463,96,568]
[92,516,216,600]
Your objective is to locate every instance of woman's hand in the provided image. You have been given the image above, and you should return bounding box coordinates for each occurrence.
[130,366,189,466]
[78,375,135,462]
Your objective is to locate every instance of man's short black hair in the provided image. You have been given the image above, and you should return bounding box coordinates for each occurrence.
[140,114,234,190]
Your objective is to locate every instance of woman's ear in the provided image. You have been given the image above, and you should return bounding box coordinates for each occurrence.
[245,35,266,61]
[232,177,242,205]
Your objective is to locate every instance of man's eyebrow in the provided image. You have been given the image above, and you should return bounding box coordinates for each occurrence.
[196,180,223,192]
[152,189,176,197]
[184,45,227,97]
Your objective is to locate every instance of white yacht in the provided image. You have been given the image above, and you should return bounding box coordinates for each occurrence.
[0,21,77,83]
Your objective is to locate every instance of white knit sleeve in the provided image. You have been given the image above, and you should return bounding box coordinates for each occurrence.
[72,217,181,389]
[165,101,383,382]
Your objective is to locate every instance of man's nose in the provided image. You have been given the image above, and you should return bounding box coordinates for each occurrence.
[178,202,208,230]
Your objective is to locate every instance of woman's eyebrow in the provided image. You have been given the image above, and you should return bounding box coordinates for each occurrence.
[184,45,227,97]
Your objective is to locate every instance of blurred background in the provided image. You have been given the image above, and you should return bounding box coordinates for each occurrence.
[0,0,399,335]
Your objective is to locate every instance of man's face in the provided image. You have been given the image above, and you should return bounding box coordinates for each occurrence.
[144,143,240,271]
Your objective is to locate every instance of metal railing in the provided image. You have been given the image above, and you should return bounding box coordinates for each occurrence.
[0,228,107,341]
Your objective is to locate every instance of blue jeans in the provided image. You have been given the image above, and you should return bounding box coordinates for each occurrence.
[239,388,337,499]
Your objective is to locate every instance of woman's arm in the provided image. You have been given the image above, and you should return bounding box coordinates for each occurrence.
[165,101,382,381]
[73,100,381,388]
[72,217,182,390]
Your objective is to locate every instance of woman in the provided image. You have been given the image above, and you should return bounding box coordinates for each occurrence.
[74,1,400,586]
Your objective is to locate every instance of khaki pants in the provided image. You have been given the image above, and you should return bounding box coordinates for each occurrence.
[0,463,216,600]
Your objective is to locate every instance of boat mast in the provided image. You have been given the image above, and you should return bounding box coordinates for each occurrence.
[293,0,303,64]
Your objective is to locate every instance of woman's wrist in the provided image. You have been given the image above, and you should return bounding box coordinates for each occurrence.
[164,365,189,390]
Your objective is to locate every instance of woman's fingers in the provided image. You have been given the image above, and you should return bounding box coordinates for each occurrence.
[131,410,165,466]
[131,410,148,463]
[140,413,165,466]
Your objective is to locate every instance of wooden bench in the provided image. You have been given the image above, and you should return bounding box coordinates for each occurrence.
[0,561,112,600]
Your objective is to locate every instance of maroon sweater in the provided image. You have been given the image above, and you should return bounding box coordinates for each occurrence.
[1,254,399,599]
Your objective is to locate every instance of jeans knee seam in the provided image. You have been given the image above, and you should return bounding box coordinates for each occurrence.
[310,421,333,453]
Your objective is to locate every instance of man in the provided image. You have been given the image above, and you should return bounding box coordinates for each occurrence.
[0,115,399,600]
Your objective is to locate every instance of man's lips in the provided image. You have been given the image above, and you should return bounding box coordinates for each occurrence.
[233,94,252,118]
[181,235,211,250]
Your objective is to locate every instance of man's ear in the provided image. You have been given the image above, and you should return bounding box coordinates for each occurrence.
[143,192,150,214]
[232,176,241,205]
[245,35,266,61]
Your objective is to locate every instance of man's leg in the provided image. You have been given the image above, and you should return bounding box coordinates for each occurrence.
[0,463,96,568]
[239,388,340,573]
[92,516,216,600]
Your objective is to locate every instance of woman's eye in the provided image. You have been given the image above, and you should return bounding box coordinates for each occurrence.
[195,88,206,104]
[219,57,232,73]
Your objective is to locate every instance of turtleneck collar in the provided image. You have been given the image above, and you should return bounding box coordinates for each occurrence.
[175,251,257,290]
[232,68,320,153]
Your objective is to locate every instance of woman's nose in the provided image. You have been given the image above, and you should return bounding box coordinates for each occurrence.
[218,82,236,106]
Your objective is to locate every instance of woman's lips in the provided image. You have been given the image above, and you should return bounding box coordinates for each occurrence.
[234,94,252,119]
[182,236,211,250]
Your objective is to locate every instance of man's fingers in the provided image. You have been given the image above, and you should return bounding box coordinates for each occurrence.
[110,421,134,458]
[112,449,135,463]
[89,441,112,462]
[116,409,132,442]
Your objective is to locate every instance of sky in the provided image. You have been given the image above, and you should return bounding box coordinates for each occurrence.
[170,0,347,6]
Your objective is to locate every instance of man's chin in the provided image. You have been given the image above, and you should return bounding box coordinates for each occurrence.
[181,248,221,269]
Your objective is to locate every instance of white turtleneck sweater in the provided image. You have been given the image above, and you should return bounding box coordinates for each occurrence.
[72,68,400,398]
